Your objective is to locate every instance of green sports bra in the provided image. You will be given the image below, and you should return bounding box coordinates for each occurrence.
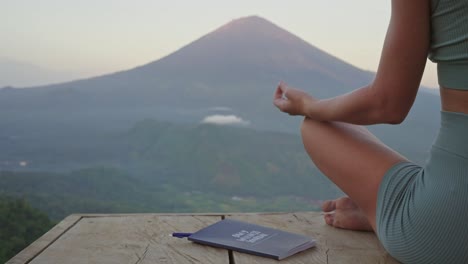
[429,0,468,90]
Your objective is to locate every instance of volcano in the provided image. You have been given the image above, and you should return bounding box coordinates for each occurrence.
[0,16,440,163]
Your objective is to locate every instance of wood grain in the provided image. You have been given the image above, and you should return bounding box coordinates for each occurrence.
[8,212,399,264]
[227,212,399,264]
[28,215,227,264]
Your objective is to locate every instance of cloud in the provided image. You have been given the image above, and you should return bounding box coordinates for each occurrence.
[201,115,250,126]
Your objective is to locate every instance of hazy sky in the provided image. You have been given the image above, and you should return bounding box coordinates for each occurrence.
[1,0,438,88]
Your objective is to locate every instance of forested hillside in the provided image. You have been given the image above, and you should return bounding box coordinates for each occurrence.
[0,120,341,221]
[0,196,54,263]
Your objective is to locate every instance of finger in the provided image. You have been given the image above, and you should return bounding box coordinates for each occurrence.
[281,83,292,100]
[278,81,288,92]
[275,81,287,95]
[273,98,288,112]
[273,98,283,109]
[285,87,302,102]
[274,86,283,100]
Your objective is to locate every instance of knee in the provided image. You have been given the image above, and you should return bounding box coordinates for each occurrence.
[300,116,315,137]
[300,117,307,137]
[300,117,319,147]
[300,117,334,150]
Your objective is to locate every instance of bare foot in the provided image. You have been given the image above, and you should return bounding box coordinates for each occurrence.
[321,197,374,232]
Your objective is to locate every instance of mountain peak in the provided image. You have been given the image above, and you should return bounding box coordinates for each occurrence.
[218,15,274,30]
[144,15,364,84]
[212,15,292,41]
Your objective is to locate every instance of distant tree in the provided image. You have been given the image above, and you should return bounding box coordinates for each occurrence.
[0,196,54,263]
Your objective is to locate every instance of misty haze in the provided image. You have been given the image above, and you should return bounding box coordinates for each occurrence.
[1,15,441,262]
[0,14,441,218]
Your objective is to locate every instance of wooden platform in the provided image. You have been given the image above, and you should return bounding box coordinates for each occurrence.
[7,212,399,264]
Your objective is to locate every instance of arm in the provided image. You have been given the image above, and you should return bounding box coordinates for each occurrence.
[275,0,431,125]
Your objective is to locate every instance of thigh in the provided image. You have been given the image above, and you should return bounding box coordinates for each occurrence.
[301,117,407,228]
[377,149,468,263]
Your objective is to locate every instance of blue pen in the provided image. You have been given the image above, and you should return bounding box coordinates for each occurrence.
[171,232,193,238]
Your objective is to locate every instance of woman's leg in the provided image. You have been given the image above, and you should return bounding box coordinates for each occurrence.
[301,117,407,231]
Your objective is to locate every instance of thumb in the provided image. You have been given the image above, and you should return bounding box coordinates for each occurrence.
[273,97,290,112]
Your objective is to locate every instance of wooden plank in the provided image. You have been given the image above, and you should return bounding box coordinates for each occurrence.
[28,214,228,264]
[326,249,399,264]
[74,213,227,218]
[293,212,398,263]
[226,213,327,264]
[227,212,399,264]
[8,212,400,264]
[6,214,83,264]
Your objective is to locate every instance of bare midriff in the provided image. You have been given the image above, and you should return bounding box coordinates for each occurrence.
[440,87,468,114]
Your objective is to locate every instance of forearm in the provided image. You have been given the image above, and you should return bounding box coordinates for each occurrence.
[304,85,400,125]
[276,0,427,125]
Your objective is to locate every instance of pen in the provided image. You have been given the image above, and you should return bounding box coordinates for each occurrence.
[171,232,193,238]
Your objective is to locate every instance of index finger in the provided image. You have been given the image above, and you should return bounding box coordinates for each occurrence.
[274,84,284,100]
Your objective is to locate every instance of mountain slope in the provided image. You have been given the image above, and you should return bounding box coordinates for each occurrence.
[139,16,373,86]
[0,57,80,87]
[0,16,374,108]
[0,16,440,163]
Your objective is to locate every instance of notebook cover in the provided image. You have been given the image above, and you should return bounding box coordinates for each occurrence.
[188,219,316,260]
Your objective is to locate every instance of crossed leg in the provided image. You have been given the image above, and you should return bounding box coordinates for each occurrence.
[300,117,407,231]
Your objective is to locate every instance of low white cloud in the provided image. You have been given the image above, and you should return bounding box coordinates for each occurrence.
[201,115,250,126]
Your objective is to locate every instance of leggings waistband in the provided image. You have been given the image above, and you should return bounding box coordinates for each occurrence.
[434,111,468,158]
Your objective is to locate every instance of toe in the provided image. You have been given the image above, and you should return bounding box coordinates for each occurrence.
[331,213,346,229]
[321,200,336,212]
[324,213,335,226]
[336,197,358,209]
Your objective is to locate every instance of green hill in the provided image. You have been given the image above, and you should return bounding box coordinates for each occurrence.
[0,119,342,221]
[0,196,54,263]
[124,120,339,197]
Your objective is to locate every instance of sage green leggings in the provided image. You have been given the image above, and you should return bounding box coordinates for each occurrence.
[376,111,468,264]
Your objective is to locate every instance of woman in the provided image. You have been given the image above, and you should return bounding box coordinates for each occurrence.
[273,0,468,263]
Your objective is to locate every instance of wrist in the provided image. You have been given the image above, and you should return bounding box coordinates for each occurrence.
[305,98,331,121]
[302,95,316,118]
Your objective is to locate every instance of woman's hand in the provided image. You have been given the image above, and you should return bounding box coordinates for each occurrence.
[273,82,315,116]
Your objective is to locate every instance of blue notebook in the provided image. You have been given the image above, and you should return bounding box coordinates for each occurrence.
[186,219,316,260]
